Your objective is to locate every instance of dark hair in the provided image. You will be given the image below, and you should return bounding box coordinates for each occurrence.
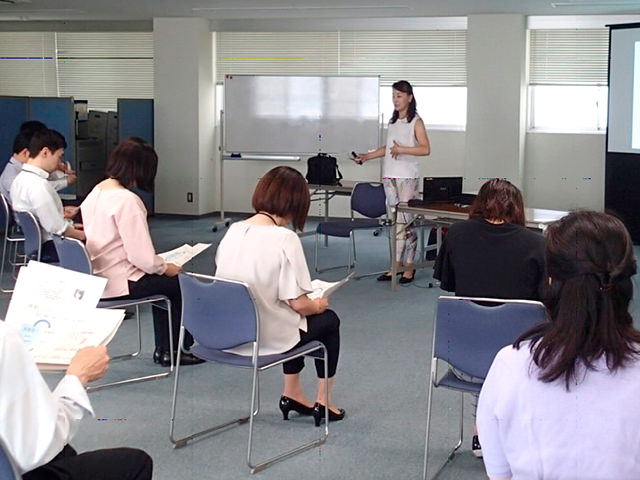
[12,131,31,155]
[515,210,640,389]
[20,120,46,136]
[105,138,158,192]
[468,178,525,226]
[390,80,417,124]
[28,129,67,158]
[252,166,310,231]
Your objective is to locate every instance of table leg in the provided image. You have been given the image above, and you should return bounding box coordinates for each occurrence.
[324,190,329,247]
[391,207,398,292]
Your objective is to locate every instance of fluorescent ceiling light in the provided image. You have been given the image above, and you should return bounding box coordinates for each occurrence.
[552,1,640,6]
[193,4,408,11]
[0,8,83,12]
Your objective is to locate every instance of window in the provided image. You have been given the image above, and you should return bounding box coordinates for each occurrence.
[56,33,153,111]
[0,32,57,97]
[528,28,609,132]
[0,32,153,111]
[216,30,467,129]
[379,86,466,129]
[529,85,608,132]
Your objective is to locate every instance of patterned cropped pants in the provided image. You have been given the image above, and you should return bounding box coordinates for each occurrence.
[382,177,420,264]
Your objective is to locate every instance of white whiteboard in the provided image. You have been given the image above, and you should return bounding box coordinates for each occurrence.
[224,75,380,155]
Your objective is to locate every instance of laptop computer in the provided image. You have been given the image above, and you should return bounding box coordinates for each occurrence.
[408,177,463,206]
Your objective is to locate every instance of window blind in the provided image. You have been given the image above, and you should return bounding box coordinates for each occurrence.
[339,31,466,86]
[529,29,609,86]
[216,30,466,87]
[0,32,57,97]
[216,32,339,83]
[56,32,154,111]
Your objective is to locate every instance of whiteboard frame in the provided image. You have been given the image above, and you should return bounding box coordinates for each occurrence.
[223,74,381,157]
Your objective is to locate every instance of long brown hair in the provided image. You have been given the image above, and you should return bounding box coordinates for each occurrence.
[390,80,417,124]
[469,178,525,226]
[515,210,640,389]
[252,166,310,231]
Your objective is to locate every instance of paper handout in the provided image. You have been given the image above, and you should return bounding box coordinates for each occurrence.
[6,260,107,313]
[4,261,124,371]
[158,243,211,267]
[18,308,125,371]
[308,273,354,300]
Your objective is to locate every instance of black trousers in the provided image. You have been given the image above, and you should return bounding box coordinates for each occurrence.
[282,309,340,378]
[23,444,152,480]
[30,240,59,263]
[105,274,191,352]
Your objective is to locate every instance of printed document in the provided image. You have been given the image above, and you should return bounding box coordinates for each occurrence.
[308,273,354,299]
[5,261,124,370]
[159,243,211,267]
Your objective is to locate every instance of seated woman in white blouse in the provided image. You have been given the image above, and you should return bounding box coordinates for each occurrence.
[477,210,640,479]
[0,322,152,480]
[215,166,344,426]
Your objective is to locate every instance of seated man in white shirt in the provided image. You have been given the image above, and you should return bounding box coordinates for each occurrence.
[0,321,153,480]
[10,129,85,263]
[0,124,76,203]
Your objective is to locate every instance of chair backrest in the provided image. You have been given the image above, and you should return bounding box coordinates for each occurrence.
[178,273,259,350]
[351,182,387,219]
[52,235,93,274]
[14,211,41,259]
[0,194,11,234]
[0,438,20,480]
[433,296,548,379]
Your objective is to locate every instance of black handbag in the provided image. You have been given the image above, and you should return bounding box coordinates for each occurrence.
[305,153,343,185]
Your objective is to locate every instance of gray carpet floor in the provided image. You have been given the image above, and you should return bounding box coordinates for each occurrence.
[2,214,639,480]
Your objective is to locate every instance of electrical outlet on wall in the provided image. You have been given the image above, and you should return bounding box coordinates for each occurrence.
[187,192,193,203]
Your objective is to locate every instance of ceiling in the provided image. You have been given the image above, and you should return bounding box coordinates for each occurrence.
[1,0,640,22]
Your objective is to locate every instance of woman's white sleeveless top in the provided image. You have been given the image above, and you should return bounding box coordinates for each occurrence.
[382,114,420,179]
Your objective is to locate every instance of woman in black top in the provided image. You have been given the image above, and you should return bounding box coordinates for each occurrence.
[432,178,546,458]
[434,178,545,300]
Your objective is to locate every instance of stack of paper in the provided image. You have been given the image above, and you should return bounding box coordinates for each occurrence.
[4,261,125,371]
[308,273,354,300]
[158,243,211,267]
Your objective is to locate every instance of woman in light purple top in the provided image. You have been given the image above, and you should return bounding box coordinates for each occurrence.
[477,211,640,479]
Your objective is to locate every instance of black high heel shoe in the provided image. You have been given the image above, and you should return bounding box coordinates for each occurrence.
[157,350,205,367]
[279,396,314,420]
[377,271,402,282]
[399,269,416,284]
[153,347,163,364]
[312,403,346,427]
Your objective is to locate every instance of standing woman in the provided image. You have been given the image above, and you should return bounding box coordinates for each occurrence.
[356,80,430,283]
[215,166,344,426]
[81,138,202,367]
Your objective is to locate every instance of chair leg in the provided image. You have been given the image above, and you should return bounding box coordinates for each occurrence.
[314,232,320,273]
[0,236,11,293]
[247,344,329,474]
[88,299,174,391]
[169,325,249,450]
[423,360,437,480]
[346,232,354,274]
[423,364,465,480]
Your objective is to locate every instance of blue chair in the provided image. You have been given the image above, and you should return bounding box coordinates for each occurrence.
[170,273,329,474]
[0,438,20,480]
[314,182,388,276]
[13,210,42,262]
[0,194,24,293]
[52,235,174,391]
[422,296,548,480]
